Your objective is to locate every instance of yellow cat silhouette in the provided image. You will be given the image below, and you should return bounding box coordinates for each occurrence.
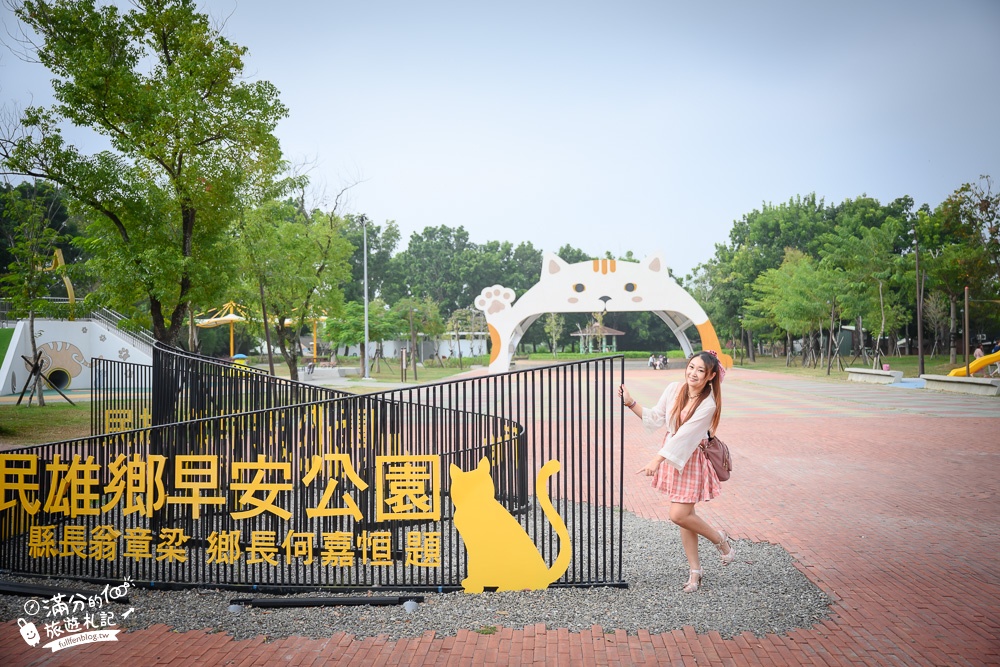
[449,456,571,593]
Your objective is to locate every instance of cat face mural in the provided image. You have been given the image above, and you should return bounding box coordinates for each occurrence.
[475,253,732,373]
[449,457,571,593]
[22,340,90,389]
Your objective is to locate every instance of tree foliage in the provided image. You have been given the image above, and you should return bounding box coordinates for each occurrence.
[0,179,68,403]
[237,199,353,379]
[1,0,288,344]
[340,214,400,303]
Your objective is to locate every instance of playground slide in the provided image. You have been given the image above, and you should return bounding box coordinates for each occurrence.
[948,350,1000,376]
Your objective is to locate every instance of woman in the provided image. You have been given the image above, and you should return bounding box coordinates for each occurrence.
[619,351,735,593]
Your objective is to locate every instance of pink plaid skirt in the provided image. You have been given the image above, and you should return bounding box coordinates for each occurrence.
[652,446,721,503]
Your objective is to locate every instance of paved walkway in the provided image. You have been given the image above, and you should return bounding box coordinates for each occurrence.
[2,366,998,665]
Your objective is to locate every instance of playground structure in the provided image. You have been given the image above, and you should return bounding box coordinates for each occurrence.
[475,253,732,374]
[0,344,626,593]
[0,304,154,396]
[948,350,1000,377]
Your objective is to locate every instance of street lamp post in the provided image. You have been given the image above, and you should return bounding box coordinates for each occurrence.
[362,217,372,380]
[915,225,925,376]
[408,307,418,382]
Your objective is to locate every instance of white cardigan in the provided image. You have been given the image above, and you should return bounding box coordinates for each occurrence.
[641,382,717,471]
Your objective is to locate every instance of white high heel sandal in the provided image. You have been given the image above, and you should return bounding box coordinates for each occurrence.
[683,569,703,593]
[716,530,736,565]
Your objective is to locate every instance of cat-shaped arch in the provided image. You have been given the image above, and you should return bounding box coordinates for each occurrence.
[475,253,732,374]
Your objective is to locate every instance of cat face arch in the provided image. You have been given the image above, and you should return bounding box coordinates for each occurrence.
[474,252,732,373]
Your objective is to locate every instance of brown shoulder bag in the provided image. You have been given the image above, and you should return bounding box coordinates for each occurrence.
[699,431,732,482]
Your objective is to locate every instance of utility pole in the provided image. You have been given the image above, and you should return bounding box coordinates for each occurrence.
[915,227,924,376]
[362,216,372,379]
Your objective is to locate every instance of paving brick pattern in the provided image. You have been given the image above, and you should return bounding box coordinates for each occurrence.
[2,366,998,665]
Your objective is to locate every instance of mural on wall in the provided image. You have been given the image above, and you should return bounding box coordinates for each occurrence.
[1,320,151,396]
[450,457,571,593]
[21,341,90,390]
[475,253,733,373]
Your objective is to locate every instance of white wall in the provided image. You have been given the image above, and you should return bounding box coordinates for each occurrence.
[340,336,487,362]
[0,319,153,396]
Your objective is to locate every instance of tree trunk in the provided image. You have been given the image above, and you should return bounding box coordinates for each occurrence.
[826,301,836,376]
[187,301,198,352]
[259,281,275,376]
[744,329,756,362]
[277,325,299,381]
[29,311,45,406]
[854,316,863,356]
[877,279,887,359]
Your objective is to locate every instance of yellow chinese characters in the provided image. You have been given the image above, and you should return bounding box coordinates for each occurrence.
[1,452,442,524]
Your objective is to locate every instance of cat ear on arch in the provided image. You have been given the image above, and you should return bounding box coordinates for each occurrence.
[541,253,569,278]
[642,253,669,274]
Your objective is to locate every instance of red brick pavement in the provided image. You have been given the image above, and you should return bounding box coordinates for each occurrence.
[2,366,998,666]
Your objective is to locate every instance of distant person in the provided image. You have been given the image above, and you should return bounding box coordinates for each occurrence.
[992,340,1000,355]
[648,354,656,368]
[973,344,984,376]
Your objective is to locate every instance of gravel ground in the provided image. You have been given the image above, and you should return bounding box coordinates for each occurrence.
[0,508,831,642]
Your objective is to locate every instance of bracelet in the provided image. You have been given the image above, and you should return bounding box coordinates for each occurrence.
[625,399,636,409]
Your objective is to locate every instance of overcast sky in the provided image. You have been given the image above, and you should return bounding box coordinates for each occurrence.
[2,0,999,277]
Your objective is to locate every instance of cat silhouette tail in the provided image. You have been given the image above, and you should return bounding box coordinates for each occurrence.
[536,460,572,584]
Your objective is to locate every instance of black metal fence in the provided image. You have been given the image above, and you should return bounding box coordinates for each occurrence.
[1,345,624,592]
[90,358,153,436]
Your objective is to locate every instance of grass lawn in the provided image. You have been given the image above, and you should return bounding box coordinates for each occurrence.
[0,402,92,449]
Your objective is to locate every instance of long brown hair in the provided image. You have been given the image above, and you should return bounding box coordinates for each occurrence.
[668,352,723,434]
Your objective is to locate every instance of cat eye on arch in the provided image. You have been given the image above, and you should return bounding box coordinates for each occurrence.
[624,283,637,292]
[573,284,585,293]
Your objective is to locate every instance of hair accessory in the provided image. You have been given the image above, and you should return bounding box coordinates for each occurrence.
[704,350,726,382]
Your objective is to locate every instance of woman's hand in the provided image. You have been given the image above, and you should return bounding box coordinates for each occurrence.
[636,458,661,476]
[618,384,633,407]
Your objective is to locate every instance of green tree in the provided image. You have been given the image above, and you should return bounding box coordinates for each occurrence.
[543,312,565,356]
[1,0,287,344]
[386,226,474,311]
[0,180,84,296]
[445,307,486,369]
[324,299,405,373]
[745,250,833,367]
[238,200,353,379]
[693,194,833,360]
[393,296,445,380]
[916,187,992,362]
[820,218,909,363]
[957,176,1000,291]
[0,180,67,404]
[341,215,401,303]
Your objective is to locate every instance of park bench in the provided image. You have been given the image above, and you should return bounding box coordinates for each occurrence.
[846,367,903,384]
[919,374,1000,396]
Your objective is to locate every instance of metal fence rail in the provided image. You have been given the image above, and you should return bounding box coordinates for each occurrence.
[1,345,625,592]
[90,358,153,435]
